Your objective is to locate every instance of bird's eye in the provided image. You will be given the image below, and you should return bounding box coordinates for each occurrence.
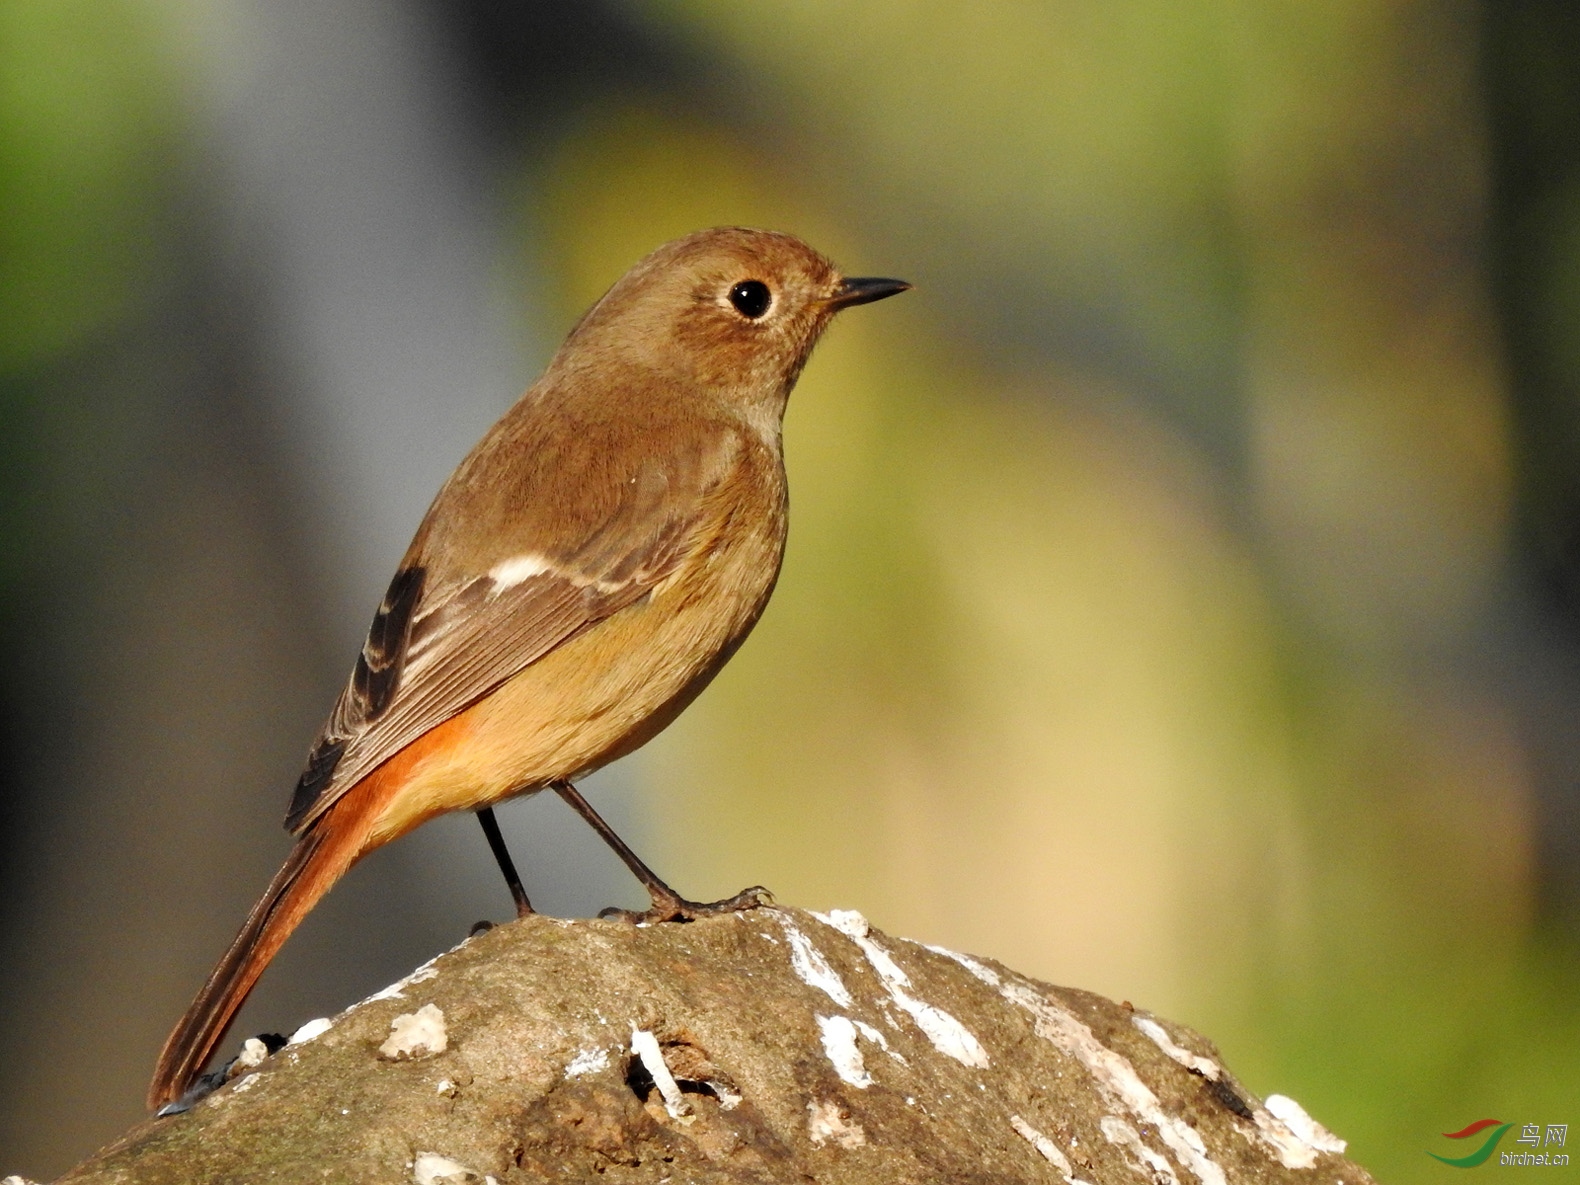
[728,280,772,319]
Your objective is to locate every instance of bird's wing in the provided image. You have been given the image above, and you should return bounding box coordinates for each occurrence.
[283,469,714,834]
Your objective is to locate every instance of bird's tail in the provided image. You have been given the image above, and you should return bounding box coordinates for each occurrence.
[146,811,369,1110]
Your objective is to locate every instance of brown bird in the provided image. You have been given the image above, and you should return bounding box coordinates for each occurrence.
[148,227,909,1110]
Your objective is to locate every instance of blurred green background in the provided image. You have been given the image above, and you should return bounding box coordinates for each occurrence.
[2,1,1578,1180]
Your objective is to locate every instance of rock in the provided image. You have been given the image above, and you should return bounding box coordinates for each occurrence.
[52,906,1373,1184]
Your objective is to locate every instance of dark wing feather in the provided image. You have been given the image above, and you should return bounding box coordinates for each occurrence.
[286,565,426,828]
[284,496,708,835]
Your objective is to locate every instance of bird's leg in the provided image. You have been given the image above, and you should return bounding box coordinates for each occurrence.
[476,806,534,918]
[549,779,770,922]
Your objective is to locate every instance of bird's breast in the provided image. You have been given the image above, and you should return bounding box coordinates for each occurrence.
[367,460,787,839]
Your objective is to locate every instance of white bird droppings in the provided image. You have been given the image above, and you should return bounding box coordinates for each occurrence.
[631,1028,691,1121]
[1251,1116,1320,1170]
[897,994,990,1068]
[853,1018,905,1064]
[817,1015,873,1088]
[1265,1095,1345,1153]
[814,909,990,1069]
[1131,1016,1221,1081]
[853,1019,886,1046]
[1266,1095,1347,1155]
[230,1036,272,1075]
[287,1017,333,1047]
[411,1151,496,1185]
[1002,983,1224,1185]
[1102,1115,1181,1185]
[817,910,911,984]
[379,1003,448,1060]
[564,1047,611,1077]
[363,961,440,1005]
[779,915,852,1007]
[1244,1093,1349,1170]
[807,1099,866,1148]
[925,943,1002,986]
[1011,1114,1094,1185]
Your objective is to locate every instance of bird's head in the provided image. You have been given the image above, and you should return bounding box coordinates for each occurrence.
[555,227,909,426]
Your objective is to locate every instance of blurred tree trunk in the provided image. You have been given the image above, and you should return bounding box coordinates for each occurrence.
[1482,0,1580,922]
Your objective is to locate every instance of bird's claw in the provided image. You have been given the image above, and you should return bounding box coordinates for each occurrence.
[598,885,773,924]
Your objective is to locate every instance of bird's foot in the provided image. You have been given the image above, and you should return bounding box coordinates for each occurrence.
[598,884,773,924]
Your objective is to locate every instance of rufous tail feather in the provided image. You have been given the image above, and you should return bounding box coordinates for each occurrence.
[146,810,369,1109]
[149,697,474,1109]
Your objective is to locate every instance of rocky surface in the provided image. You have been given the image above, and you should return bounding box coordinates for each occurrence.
[47,906,1371,1184]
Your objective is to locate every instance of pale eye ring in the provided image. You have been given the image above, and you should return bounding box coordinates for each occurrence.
[728,279,772,319]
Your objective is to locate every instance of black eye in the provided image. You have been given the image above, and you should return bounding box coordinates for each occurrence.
[728,279,772,319]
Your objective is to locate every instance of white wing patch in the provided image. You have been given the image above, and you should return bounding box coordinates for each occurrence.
[488,553,554,591]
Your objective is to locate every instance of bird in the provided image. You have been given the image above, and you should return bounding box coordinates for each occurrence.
[147,227,910,1110]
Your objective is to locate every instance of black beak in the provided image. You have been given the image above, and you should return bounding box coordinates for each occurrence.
[828,276,912,309]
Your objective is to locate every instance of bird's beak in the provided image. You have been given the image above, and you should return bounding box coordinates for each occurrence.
[826,276,912,309]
